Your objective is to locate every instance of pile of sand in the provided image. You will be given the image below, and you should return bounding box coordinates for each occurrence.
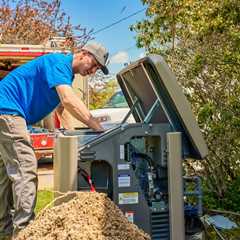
[16,192,150,240]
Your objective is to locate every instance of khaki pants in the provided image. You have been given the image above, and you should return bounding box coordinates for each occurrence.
[0,115,37,238]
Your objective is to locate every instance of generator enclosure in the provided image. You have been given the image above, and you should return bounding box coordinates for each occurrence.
[54,55,208,240]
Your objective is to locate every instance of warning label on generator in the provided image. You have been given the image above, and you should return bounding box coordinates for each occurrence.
[119,192,139,205]
[125,211,134,223]
[120,145,125,159]
[117,164,130,170]
[118,174,130,187]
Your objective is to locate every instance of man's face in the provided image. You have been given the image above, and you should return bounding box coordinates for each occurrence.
[77,53,101,76]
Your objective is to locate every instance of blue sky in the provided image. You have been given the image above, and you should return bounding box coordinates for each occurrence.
[61,0,146,75]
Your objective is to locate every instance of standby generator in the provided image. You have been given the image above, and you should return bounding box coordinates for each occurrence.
[54,55,208,240]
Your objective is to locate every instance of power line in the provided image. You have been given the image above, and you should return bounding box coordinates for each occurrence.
[91,8,146,35]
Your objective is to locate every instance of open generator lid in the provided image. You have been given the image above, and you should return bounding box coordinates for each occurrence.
[116,55,208,159]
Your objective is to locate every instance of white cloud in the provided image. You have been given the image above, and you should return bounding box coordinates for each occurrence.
[139,52,145,58]
[110,51,129,64]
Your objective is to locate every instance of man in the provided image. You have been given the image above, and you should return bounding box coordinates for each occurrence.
[0,42,108,239]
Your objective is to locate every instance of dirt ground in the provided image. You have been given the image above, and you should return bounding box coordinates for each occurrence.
[16,192,150,240]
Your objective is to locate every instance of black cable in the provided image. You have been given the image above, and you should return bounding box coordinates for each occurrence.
[91,8,146,35]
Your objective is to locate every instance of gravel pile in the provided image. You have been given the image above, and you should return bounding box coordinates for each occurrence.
[16,192,150,240]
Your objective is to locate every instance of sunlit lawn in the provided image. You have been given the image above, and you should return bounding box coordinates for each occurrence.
[35,189,54,214]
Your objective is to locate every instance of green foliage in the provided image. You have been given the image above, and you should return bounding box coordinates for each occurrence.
[224,177,240,211]
[132,0,240,210]
[198,103,214,123]
[89,79,118,110]
[203,176,240,211]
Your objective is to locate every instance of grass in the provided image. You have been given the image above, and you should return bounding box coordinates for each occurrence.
[35,189,54,214]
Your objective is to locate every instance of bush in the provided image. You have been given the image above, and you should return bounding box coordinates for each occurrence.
[203,176,240,212]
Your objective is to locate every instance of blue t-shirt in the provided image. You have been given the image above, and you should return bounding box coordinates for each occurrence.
[0,53,74,124]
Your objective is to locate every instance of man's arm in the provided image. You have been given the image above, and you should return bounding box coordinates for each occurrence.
[56,85,104,131]
[55,104,74,130]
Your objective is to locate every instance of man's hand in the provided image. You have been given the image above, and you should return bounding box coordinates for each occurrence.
[56,85,104,131]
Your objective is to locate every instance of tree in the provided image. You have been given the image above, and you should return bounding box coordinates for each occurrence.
[89,73,118,110]
[0,0,92,47]
[131,0,240,209]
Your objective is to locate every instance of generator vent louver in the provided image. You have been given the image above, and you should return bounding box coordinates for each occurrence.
[78,151,96,161]
[151,210,170,240]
